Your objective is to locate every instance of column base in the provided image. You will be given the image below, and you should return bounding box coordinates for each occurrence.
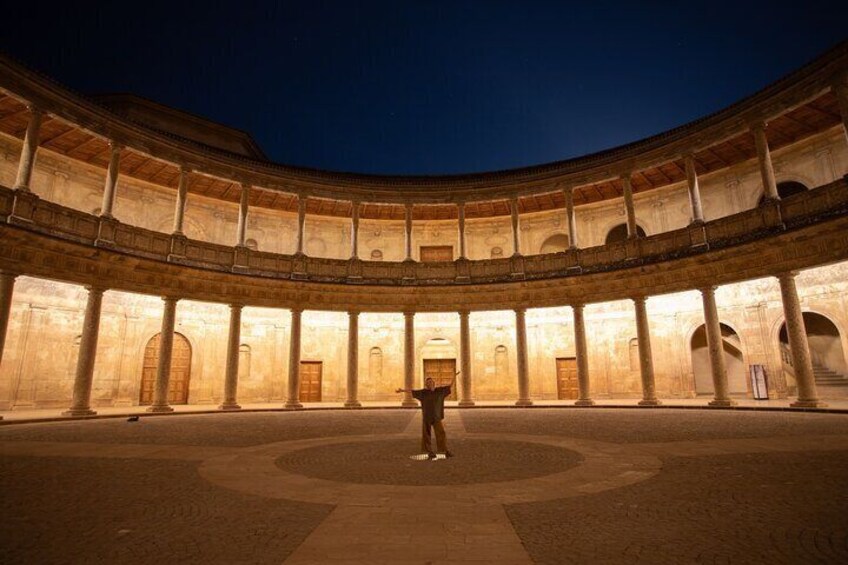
[574,399,596,407]
[515,399,533,407]
[637,399,662,406]
[401,400,418,408]
[284,401,303,410]
[218,403,242,411]
[790,399,828,408]
[708,398,737,407]
[61,408,97,417]
[458,400,476,407]
[146,405,174,413]
[344,400,362,408]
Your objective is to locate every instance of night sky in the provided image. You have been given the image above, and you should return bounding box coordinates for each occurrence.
[1,1,845,175]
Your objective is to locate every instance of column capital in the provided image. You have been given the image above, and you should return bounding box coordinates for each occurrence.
[0,270,20,280]
[631,295,647,305]
[571,302,585,312]
[458,309,470,318]
[698,285,717,295]
[229,302,245,311]
[84,284,109,295]
[348,309,360,318]
[750,120,768,133]
[776,270,799,283]
[403,310,416,319]
[25,104,43,117]
[514,306,527,315]
[297,195,308,210]
[107,140,124,152]
[161,295,180,304]
[290,306,304,315]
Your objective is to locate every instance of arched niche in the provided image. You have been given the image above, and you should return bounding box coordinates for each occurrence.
[605,223,647,245]
[539,233,570,254]
[690,323,746,395]
[759,181,808,205]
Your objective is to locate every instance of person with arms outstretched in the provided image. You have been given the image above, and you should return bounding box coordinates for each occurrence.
[396,372,457,460]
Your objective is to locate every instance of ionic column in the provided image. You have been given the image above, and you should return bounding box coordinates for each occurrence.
[510,198,522,256]
[147,297,179,413]
[457,202,468,259]
[402,311,417,407]
[700,286,735,407]
[573,304,594,406]
[63,285,106,416]
[345,310,361,407]
[515,307,532,406]
[99,142,122,219]
[0,271,18,369]
[236,184,250,247]
[404,203,414,261]
[752,123,779,202]
[295,196,307,255]
[621,174,638,238]
[563,186,579,249]
[684,155,705,224]
[777,272,826,407]
[633,296,661,406]
[285,308,304,408]
[219,303,243,410]
[350,201,361,259]
[172,167,189,235]
[458,310,474,406]
[14,107,42,191]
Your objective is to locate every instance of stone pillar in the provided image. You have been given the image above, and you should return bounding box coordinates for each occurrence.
[633,296,661,406]
[0,271,17,369]
[14,107,42,191]
[63,286,106,416]
[621,174,638,238]
[572,303,594,406]
[514,307,532,406]
[99,142,122,219]
[700,286,736,407]
[402,311,417,407]
[777,272,826,407]
[832,78,848,146]
[752,123,779,202]
[345,310,361,407]
[350,201,360,259]
[172,167,189,235]
[285,308,304,408]
[236,184,250,247]
[457,202,468,259]
[510,198,522,256]
[458,310,474,406]
[147,297,179,413]
[564,187,578,249]
[404,203,414,261]
[684,155,705,224]
[296,196,307,255]
[219,303,243,410]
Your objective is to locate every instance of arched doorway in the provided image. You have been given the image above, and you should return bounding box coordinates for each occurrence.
[605,223,647,244]
[690,323,746,395]
[759,181,808,205]
[421,337,458,400]
[779,312,847,388]
[139,333,192,405]
[539,233,570,254]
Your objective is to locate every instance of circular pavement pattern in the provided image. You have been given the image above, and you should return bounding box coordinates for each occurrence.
[274,437,583,485]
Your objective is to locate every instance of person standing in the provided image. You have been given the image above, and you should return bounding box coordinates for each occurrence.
[396,372,457,459]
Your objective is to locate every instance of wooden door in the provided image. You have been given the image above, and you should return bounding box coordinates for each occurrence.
[556,357,578,400]
[420,245,453,262]
[139,333,192,405]
[423,358,457,400]
[299,361,323,402]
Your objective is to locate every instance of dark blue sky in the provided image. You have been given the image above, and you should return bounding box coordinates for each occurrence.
[2,1,845,175]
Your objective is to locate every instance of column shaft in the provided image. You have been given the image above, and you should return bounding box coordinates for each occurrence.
[515,308,532,406]
[0,272,17,368]
[633,296,661,406]
[458,202,467,259]
[573,304,594,406]
[510,198,522,255]
[402,311,417,406]
[220,304,243,410]
[345,311,361,407]
[14,107,42,191]
[63,286,106,416]
[99,143,121,218]
[236,184,250,247]
[350,201,360,259]
[172,168,189,235]
[753,123,779,201]
[778,272,825,407]
[404,204,414,260]
[564,187,578,249]
[296,196,307,255]
[286,308,304,408]
[148,297,178,413]
[459,310,474,406]
[700,286,735,406]
[684,155,705,223]
[621,174,638,238]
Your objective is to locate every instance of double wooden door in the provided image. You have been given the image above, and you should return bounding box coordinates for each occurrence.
[423,358,458,400]
[139,333,192,405]
[299,361,323,402]
[556,357,578,400]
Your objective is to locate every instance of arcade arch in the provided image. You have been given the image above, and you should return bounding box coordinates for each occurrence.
[691,323,747,396]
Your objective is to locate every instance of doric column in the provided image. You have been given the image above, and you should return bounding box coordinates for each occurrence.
[404,203,414,261]
[572,304,594,406]
[236,184,250,247]
[563,186,578,249]
[514,307,532,406]
[458,310,474,406]
[684,155,705,224]
[345,310,361,407]
[777,272,826,407]
[99,142,122,219]
[457,202,468,259]
[63,285,106,416]
[219,303,243,410]
[350,201,360,259]
[752,123,779,202]
[172,167,189,235]
[832,77,848,146]
[633,296,661,406]
[285,308,304,408]
[402,311,417,407]
[296,196,307,255]
[510,198,522,256]
[147,297,179,413]
[0,271,18,369]
[621,174,638,238]
[700,286,735,407]
[14,107,42,191]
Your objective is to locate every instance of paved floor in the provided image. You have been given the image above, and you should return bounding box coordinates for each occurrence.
[1,408,847,563]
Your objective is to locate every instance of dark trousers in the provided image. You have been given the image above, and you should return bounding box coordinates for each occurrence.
[421,419,448,454]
